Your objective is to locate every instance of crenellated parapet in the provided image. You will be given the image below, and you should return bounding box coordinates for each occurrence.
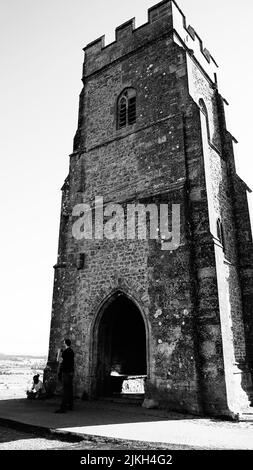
[170,1,218,81]
[83,0,218,81]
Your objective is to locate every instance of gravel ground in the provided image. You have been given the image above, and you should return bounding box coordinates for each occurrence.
[0,426,77,450]
[0,425,192,450]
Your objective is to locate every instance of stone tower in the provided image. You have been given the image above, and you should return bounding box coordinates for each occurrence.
[45,0,253,417]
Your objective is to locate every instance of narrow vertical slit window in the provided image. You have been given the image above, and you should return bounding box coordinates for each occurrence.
[199,98,210,141]
[128,96,136,124]
[216,218,226,254]
[119,96,127,128]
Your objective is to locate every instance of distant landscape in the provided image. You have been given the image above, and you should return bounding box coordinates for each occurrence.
[0,353,47,400]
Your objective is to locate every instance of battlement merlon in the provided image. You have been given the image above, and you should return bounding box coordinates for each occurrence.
[82,0,218,82]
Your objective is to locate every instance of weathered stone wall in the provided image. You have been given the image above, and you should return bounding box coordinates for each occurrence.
[182,100,232,415]
[186,51,252,411]
[46,12,203,413]
[48,194,202,413]
[232,176,253,376]
[209,147,247,363]
[46,0,253,415]
[81,40,187,152]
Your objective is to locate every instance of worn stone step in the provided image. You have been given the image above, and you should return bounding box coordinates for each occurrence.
[99,394,144,406]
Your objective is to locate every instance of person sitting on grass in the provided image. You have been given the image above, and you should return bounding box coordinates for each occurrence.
[26,374,46,400]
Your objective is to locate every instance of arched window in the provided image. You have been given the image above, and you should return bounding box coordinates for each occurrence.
[117,88,136,129]
[216,218,226,253]
[199,98,210,141]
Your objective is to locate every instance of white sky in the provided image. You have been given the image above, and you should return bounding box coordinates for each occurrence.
[0,0,252,355]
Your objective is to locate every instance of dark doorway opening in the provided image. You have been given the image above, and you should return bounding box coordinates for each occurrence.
[96,293,147,398]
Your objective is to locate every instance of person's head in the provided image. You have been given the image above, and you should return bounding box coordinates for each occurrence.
[33,374,40,384]
[64,338,71,348]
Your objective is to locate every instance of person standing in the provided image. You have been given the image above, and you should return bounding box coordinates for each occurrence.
[55,338,74,413]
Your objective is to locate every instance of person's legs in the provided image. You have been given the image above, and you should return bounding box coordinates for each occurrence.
[61,373,69,410]
[37,390,47,400]
[55,373,73,412]
[64,373,74,409]
[68,374,73,409]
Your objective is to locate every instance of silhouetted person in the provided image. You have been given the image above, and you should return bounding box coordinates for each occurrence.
[55,338,74,413]
[26,374,46,399]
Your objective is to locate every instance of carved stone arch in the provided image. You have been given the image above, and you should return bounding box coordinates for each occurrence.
[90,275,148,317]
[89,287,151,398]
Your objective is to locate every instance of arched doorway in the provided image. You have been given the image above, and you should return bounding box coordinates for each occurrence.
[94,292,147,398]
